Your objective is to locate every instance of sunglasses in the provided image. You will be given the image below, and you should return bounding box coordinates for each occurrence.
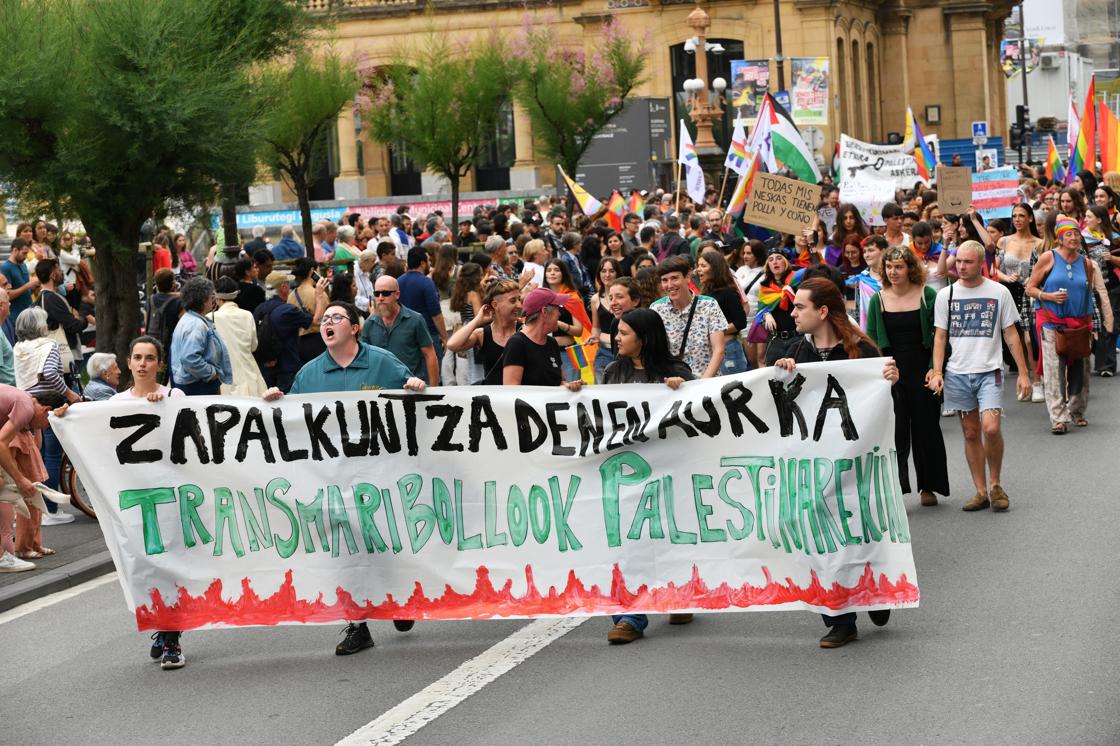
[373,290,396,297]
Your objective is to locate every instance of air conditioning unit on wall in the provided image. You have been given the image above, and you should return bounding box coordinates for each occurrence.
[1040,53,1060,70]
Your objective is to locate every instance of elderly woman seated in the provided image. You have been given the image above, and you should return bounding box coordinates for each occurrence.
[83,352,120,401]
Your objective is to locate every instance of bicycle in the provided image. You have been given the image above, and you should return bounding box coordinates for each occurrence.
[59,453,96,520]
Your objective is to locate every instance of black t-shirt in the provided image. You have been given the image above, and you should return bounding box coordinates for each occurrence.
[708,286,746,334]
[480,325,507,385]
[235,281,266,314]
[789,337,879,363]
[603,358,695,384]
[503,331,563,386]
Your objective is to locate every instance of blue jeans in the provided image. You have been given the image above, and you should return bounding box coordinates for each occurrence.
[41,426,63,513]
[721,337,750,375]
[593,345,616,383]
[611,613,648,631]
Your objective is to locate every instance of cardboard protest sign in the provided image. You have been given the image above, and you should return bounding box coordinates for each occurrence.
[840,178,895,226]
[53,361,919,631]
[743,172,820,235]
[937,165,974,213]
[839,135,921,189]
[972,167,1020,221]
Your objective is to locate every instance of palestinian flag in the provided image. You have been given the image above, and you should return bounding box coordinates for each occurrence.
[751,93,822,183]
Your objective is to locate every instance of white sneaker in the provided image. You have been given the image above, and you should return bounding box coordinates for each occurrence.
[1031,388,1044,403]
[40,510,75,526]
[0,551,35,572]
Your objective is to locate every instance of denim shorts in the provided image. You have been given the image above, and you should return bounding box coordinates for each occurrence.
[943,370,1003,413]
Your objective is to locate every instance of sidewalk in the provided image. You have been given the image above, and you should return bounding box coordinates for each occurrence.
[0,510,114,613]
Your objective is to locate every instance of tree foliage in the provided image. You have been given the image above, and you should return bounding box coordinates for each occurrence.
[258,51,361,248]
[363,34,513,228]
[512,18,646,198]
[0,0,312,363]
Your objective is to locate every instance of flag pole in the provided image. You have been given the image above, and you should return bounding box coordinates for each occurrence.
[674,159,682,213]
[716,168,730,208]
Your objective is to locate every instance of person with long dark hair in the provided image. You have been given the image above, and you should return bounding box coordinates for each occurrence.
[998,203,1043,395]
[823,203,869,266]
[603,307,694,645]
[591,257,624,382]
[773,278,899,649]
[696,249,749,373]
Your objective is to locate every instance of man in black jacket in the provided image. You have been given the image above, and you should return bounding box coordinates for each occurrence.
[34,260,85,362]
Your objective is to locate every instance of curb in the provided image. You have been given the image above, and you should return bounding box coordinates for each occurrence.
[0,551,115,613]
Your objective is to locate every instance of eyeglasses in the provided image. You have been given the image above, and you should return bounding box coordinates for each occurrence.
[321,313,351,325]
[372,290,396,297]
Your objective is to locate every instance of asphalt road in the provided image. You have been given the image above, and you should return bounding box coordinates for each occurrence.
[2,376,1118,745]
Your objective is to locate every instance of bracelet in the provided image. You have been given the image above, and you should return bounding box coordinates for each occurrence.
[930,370,943,377]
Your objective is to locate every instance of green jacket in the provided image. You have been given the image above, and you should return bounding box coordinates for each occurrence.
[865,285,938,364]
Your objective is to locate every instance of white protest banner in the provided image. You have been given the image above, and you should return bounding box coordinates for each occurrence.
[839,134,920,190]
[52,361,918,632]
[840,178,895,226]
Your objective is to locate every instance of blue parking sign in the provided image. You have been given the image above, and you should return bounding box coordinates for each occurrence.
[971,121,988,139]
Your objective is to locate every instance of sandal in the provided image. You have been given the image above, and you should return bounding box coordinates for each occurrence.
[1051,423,1068,435]
[16,550,44,560]
[36,547,56,556]
[1074,418,1088,427]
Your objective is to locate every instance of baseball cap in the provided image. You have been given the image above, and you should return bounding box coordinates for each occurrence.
[264,270,295,290]
[521,288,567,317]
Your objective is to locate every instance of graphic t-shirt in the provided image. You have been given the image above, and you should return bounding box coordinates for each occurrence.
[933,278,1019,375]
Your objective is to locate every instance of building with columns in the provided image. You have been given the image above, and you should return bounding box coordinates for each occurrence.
[253,0,1018,206]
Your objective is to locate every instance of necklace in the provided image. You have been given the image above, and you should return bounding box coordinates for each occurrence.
[816,344,838,361]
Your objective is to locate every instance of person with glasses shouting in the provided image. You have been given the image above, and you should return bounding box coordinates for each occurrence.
[263,300,425,657]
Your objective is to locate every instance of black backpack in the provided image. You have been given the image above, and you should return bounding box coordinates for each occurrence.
[147,296,179,355]
[255,306,283,365]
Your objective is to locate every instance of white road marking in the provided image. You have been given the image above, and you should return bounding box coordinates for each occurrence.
[0,572,118,626]
[335,616,589,746]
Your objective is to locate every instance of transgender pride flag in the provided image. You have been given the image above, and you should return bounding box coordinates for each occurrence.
[971,167,1020,222]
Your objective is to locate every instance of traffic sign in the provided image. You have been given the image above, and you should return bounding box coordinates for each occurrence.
[971,121,988,139]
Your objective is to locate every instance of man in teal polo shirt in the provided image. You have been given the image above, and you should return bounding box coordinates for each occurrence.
[263,300,424,656]
[361,275,439,384]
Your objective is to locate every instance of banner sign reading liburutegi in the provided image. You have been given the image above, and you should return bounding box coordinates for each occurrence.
[52,361,919,632]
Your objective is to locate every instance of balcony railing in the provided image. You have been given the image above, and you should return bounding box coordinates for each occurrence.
[308,0,574,16]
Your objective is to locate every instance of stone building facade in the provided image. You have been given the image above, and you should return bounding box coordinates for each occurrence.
[255,0,1017,203]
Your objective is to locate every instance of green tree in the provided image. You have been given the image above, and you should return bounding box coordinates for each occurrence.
[512,19,646,209]
[259,50,360,249]
[0,0,312,363]
[363,34,513,229]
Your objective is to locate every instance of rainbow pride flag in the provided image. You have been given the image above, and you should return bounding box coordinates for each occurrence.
[726,151,761,218]
[1099,102,1120,174]
[723,120,750,175]
[605,190,626,231]
[1068,77,1096,182]
[627,190,645,217]
[1045,135,1066,184]
[905,107,936,183]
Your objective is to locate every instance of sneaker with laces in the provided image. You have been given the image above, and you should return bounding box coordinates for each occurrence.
[336,622,374,655]
[0,551,35,572]
[150,632,165,660]
[40,510,75,526]
[161,633,185,670]
[1031,388,1045,402]
[393,620,415,632]
[819,624,857,648]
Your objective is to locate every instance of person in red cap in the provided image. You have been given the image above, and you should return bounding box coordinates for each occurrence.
[502,288,583,390]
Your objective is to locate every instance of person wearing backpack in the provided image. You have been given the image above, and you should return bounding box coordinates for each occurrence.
[253,271,328,392]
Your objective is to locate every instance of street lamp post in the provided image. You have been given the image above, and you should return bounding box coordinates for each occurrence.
[684,2,726,153]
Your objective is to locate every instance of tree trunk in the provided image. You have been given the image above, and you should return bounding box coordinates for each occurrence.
[220,182,239,248]
[294,171,314,251]
[449,173,460,238]
[85,221,144,385]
